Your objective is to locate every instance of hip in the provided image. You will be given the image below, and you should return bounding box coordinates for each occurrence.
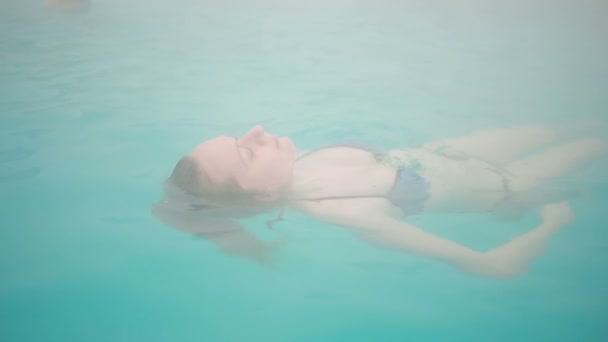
[384,148,510,212]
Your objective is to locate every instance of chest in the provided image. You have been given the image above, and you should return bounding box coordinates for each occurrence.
[287,148,396,199]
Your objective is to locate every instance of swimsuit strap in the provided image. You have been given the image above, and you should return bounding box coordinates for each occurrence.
[291,143,435,216]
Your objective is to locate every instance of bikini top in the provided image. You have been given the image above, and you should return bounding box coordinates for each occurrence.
[293,142,431,216]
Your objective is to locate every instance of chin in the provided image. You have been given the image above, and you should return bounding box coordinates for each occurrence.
[280,137,296,154]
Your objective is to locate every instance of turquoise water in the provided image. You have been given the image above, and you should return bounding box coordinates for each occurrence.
[1,0,608,341]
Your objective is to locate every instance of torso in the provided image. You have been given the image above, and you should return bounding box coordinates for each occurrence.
[287,147,396,200]
[385,148,508,213]
[285,145,509,216]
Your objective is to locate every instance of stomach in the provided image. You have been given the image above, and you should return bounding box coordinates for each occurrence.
[387,149,508,213]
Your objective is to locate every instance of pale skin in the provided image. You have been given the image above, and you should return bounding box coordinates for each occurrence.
[153,125,605,278]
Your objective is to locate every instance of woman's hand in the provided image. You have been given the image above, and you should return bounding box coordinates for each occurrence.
[541,201,575,227]
[475,201,576,279]
[218,235,287,270]
[153,200,286,268]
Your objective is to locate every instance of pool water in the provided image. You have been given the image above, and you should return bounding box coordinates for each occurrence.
[1,0,607,341]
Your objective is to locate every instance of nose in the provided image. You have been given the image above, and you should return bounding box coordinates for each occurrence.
[239,125,265,145]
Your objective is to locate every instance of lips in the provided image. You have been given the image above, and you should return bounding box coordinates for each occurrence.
[266,134,279,147]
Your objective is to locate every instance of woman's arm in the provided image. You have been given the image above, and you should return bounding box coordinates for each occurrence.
[295,198,574,279]
[152,201,281,268]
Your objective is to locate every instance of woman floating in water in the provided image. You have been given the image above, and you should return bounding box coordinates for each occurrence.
[153,125,605,279]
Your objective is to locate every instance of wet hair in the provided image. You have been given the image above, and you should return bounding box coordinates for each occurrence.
[166,154,276,209]
[168,155,211,194]
[164,154,284,226]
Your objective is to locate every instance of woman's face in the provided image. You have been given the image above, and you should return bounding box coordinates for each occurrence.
[190,125,296,199]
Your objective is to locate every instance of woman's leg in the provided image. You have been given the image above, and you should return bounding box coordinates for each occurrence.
[507,138,606,191]
[422,124,559,165]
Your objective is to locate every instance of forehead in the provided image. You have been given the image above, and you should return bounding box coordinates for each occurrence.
[191,136,241,183]
[194,136,234,151]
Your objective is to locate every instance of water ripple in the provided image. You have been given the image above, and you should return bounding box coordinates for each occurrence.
[0,147,35,164]
[0,166,40,184]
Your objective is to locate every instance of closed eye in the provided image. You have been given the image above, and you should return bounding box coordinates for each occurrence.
[234,138,253,162]
[240,147,253,161]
